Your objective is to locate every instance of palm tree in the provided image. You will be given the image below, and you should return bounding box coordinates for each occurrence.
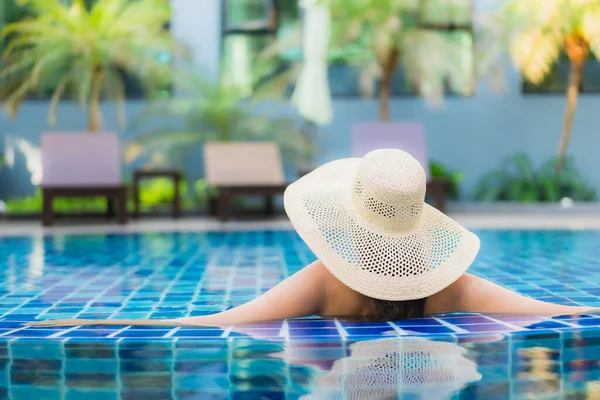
[324,0,473,121]
[487,0,600,171]
[0,0,180,132]
[125,72,315,170]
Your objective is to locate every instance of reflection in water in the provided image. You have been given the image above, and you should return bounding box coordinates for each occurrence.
[517,346,560,396]
[4,135,42,185]
[0,334,482,400]
[301,337,482,400]
[6,330,600,398]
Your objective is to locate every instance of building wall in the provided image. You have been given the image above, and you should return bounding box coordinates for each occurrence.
[1,0,599,200]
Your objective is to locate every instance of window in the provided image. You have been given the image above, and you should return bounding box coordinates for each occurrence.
[522,53,600,94]
[0,0,172,100]
[221,0,300,96]
[220,0,474,97]
[330,0,474,97]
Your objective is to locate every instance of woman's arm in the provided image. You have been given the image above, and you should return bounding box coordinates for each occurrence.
[426,273,594,316]
[173,261,328,327]
[30,261,329,328]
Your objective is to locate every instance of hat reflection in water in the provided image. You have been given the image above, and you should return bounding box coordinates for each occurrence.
[301,337,482,400]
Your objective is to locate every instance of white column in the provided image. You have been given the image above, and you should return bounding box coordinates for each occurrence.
[171,0,221,79]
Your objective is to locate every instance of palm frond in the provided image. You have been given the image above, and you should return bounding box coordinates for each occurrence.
[510,28,562,84]
[49,73,71,126]
[478,0,567,85]
[128,71,314,168]
[581,4,600,57]
[4,74,35,118]
[125,130,210,164]
[0,0,180,130]
[105,68,127,127]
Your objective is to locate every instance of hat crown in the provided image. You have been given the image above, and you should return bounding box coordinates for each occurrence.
[352,149,426,231]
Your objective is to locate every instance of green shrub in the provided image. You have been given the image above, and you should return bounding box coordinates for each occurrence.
[5,189,106,213]
[472,153,596,202]
[429,161,463,200]
[138,178,186,205]
[4,178,206,214]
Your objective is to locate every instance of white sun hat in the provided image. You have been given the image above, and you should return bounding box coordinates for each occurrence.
[284,149,480,301]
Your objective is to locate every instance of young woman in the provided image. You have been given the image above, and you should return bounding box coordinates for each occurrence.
[32,150,594,328]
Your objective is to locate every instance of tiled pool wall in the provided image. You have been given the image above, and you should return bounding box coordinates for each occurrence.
[2,329,600,399]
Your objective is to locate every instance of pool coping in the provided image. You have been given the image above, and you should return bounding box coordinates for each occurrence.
[3,212,600,238]
[2,313,600,343]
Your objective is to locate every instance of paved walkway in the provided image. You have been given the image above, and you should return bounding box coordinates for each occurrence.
[2,212,600,237]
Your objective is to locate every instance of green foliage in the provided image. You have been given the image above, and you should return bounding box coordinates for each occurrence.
[3,179,211,214]
[0,0,181,131]
[481,0,600,85]
[479,1,600,168]
[194,179,217,206]
[429,160,463,200]
[472,153,596,203]
[5,189,106,213]
[126,73,315,169]
[138,177,185,205]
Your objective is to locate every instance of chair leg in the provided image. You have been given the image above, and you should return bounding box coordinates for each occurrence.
[431,182,446,213]
[133,178,141,219]
[173,175,181,219]
[117,189,128,225]
[218,189,232,222]
[42,189,54,227]
[106,197,115,219]
[264,194,274,216]
[437,191,446,213]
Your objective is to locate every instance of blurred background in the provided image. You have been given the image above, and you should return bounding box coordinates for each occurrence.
[1,0,599,220]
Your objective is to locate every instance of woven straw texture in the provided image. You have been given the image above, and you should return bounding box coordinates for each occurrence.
[284,149,480,301]
[301,338,482,400]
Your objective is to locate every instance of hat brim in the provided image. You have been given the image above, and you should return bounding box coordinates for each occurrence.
[284,158,480,301]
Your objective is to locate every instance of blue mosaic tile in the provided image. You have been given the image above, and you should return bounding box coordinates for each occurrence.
[399,325,458,334]
[115,330,172,338]
[344,327,399,336]
[287,320,337,328]
[460,324,519,333]
[392,319,444,327]
[172,329,224,338]
[2,230,600,399]
[288,328,340,338]
[441,316,497,325]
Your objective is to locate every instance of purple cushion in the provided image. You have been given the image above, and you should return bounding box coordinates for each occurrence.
[351,122,431,180]
[41,133,122,186]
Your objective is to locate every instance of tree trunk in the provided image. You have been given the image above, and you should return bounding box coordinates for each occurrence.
[557,35,589,173]
[379,47,399,121]
[88,66,105,133]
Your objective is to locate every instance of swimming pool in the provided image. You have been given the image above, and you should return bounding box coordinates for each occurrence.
[1,230,600,399]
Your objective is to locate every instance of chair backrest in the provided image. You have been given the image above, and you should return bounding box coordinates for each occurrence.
[41,133,122,187]
[351,122,431,180]
[204,142,285,186]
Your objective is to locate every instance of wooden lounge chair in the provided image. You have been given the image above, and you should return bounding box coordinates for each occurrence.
[352,122,449,212]
[204,142,288,222]
[41,133,128,226]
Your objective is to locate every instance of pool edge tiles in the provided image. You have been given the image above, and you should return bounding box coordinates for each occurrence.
[1,313,600,342]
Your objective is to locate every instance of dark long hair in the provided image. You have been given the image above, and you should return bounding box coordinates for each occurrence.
[364,297,427,321]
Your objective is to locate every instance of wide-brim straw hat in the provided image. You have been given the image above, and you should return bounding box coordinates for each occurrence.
[284,149,480,301]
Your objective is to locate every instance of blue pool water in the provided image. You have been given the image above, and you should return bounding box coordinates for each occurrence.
[1,230,600,399]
